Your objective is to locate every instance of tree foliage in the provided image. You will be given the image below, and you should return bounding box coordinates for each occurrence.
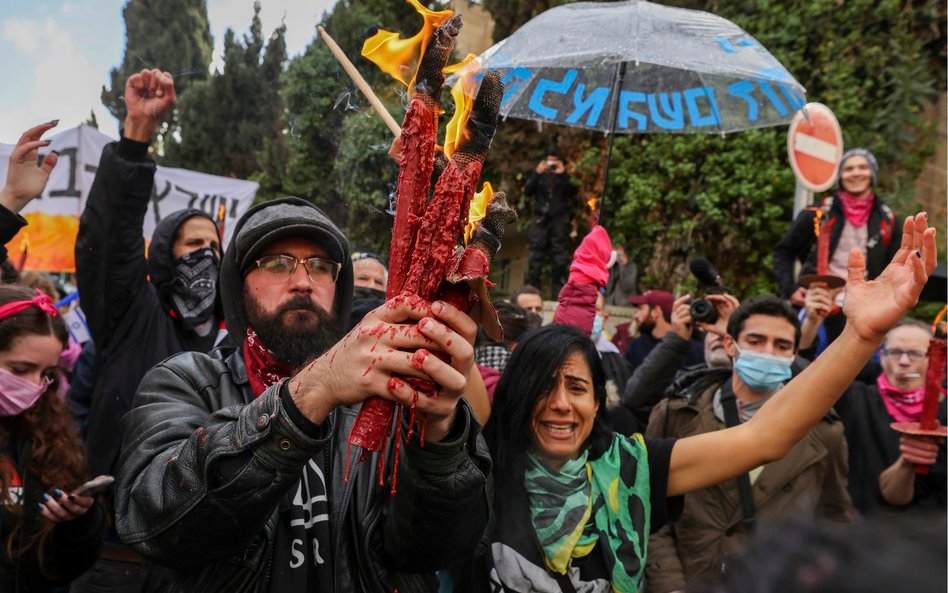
[275,0,440,247]
[101,0,213,131]
[163,3,287,181]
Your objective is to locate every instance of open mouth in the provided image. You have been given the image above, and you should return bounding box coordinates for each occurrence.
[540,422,577,439]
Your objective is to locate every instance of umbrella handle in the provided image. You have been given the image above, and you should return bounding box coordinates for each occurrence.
[598,62,627,225]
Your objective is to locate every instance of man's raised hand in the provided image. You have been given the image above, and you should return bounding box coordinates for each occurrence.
[0,121,59,214]
[123,69,177,143]
[669,295,694,341]
[696,294,740,337]
[842,213,937,343]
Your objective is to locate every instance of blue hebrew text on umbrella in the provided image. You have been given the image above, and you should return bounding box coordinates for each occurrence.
[462,0,806,134]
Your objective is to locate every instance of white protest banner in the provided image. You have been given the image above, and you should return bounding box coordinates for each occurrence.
[0,125,258,271]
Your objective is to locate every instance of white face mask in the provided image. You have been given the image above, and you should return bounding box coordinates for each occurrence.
[0,367,50,416]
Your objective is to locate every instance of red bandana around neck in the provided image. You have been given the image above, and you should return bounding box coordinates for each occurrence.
[242,327,294,397]
[876,372,925,423]
[837,191,875,227]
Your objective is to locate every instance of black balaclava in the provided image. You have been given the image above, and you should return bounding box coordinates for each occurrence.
[147,209,221,332]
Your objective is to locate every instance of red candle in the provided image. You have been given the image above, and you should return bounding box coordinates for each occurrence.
[920,338,947,431]
[815,213,830,276]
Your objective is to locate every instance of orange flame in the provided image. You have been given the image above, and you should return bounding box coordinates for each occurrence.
[360,0,453,92]
[443,54,480,159]
[362,1,486,159]
[465,182,494,243]
[587,197,598,211]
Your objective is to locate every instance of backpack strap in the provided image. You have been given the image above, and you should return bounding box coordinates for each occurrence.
[719,381,757,532]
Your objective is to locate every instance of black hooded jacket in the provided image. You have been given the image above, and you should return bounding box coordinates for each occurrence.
[115,197,491,592]
[773,195,899,299]
[75,137,221,477]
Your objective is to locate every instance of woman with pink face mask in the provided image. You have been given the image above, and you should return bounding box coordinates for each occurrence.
[0,284,104,591]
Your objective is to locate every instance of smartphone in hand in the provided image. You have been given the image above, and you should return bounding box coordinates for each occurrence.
[73,475,115,496]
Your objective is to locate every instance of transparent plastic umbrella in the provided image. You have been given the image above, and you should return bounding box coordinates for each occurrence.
[450,0,807,219]
[461,0,806,135]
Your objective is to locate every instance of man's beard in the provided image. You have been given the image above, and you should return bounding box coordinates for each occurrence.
[244,290,341,368]
[639,320,656,336]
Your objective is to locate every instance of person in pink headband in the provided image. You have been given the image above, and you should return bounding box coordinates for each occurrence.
[0,284,105,589]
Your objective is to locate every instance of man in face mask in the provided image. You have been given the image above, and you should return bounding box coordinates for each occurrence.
[347,252,388,331]
[72,69,224,592]
[644,296,853,593]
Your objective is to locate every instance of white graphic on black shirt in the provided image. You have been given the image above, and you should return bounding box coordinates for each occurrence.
[288,458,328,568]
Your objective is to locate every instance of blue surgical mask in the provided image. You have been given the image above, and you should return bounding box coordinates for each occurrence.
[734,346,793,392]
[591,314,604,341]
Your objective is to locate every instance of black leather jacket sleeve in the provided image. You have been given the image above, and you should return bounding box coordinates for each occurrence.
[75,139,155,348]
[384,404,492,573]
[0,204,27,266]
[115,359,331,568]
[116,351,493,584]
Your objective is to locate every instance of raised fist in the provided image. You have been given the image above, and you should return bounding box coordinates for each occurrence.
[123,69,176,142]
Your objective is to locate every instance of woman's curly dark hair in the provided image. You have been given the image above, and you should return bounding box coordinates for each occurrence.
[0,284,87,572]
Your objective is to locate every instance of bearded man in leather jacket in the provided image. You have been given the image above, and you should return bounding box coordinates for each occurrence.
[113,190,492,591]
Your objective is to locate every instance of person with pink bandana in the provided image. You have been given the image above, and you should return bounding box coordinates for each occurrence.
[774,148,900,345]
[830,318,945,514]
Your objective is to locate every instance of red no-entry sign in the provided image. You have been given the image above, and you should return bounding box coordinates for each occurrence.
[787,103,843,193]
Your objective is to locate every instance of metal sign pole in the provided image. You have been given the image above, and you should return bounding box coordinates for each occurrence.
[793,180,814,219]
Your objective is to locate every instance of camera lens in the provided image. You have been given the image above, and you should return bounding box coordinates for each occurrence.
[689,298,718,324]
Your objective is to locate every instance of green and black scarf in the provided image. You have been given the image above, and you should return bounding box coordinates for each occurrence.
[525,434,652,592]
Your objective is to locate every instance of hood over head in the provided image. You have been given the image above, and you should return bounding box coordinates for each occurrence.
[147,208,220,317]
[219,197,353,342]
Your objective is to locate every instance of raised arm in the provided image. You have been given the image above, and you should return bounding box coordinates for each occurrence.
[75,69,176,345]
[622,295,695,412]
[798,283,833,356]
[668,214,936,497]
[0,121,59,264]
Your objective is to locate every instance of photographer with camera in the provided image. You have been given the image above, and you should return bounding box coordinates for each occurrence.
[644,295,853,593]
[625,290,706,372]
[524,149,577,299]
[621,292,739,427]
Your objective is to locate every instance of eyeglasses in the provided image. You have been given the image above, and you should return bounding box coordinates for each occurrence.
[253,255,341,284]
[880,348,928,361]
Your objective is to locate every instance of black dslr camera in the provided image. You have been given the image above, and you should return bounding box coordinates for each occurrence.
[688,258,729,324]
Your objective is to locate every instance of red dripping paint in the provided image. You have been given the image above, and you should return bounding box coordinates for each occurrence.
[390,404,403,495]
[411,349,429,370]
[344,442,352,484]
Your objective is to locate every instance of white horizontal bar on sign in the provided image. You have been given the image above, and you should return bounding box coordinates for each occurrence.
[793,133,838,164]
